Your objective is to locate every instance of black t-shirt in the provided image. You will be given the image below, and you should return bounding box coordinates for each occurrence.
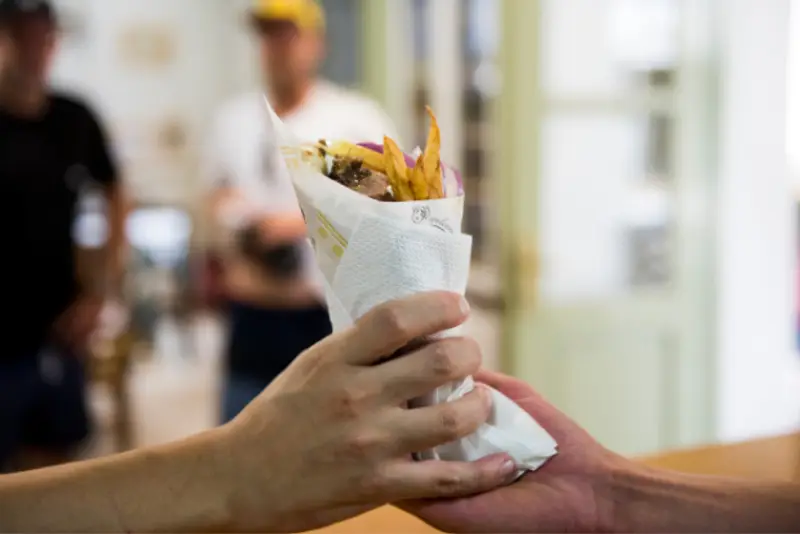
[0,93,117,361]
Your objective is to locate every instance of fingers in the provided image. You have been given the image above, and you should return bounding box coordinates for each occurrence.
[379,453,518,502]
[374,337,482,404]
[474,369,541,403]
[475,370,568,434]
[342,292,470,365]
[389,387,492,454]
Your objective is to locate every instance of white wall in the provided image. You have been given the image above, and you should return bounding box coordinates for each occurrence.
[787,4,800,182]
[51,0,250,204]
[716,0,800,441]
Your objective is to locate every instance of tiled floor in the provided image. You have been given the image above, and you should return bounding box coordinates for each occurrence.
[88,308,502,454]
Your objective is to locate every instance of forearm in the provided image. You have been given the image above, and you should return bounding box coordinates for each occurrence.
[613,463,800,532]
[0,429,234,533]
[105,184,129,296]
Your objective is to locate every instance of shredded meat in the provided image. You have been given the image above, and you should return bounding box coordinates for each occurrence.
[328,159,393,201]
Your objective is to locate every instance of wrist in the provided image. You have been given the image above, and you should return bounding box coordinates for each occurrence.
[580,453,642,533]
[172,427,240,533]
[212,422,283,532]
[607,459,650,533]
[608,458,697,533]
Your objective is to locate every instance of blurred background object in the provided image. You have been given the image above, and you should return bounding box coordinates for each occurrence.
[0,0,128,472]
[4,0,791,484]
[204,0,404,425]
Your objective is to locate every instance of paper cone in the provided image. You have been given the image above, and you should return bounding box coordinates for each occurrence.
[264,96,558,474]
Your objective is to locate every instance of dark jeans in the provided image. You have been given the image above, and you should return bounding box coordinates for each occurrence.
[0,347,91,471]
[221,372,272,424]
[221,301,332,423]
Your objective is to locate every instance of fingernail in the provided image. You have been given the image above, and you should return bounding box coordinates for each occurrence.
[499,458,517,477]
[478,384,493,408]
[458,295,471,315]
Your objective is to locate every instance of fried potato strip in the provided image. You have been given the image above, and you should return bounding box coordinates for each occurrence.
[383,136,415,201]
[421,106,444,199]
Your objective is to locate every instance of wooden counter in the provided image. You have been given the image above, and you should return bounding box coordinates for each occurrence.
[308,433,800,534]
[639,432,800,481]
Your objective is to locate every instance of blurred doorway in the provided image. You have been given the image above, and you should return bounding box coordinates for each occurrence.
[410,0,499,264]
[126,206,194,356]
[408,0,503,369]
[498,0,718,455]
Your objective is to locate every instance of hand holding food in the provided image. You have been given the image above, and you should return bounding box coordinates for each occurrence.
[222,293,516,532]
[272,99,558,479]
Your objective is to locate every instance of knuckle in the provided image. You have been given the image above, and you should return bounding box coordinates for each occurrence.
[331,386,369,419]
[428,338,482,380]
[433,468,466,496]
[437,405,464,440]
[375,305,413,343]
[342,431,383,461]
[428,342,458,379]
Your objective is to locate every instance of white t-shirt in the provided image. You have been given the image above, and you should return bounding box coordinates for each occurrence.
[205,80,399,287]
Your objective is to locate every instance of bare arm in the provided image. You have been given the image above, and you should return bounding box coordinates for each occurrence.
[0,293,516,533]
[0,429,234,533]
[77,102,128,298]
[614,463,800,533]
[104,182,129,297]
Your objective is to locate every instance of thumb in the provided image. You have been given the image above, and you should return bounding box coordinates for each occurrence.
[474,369,540,402]
[475,370,576,442]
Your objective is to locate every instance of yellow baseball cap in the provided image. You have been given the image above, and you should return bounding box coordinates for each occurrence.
[249,0,325,31]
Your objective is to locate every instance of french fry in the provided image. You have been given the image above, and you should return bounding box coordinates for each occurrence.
[408,155,430,201]
[421,106,444,199]
[326,141,386,173]
[308,107,449,202]
[383,136,415,201]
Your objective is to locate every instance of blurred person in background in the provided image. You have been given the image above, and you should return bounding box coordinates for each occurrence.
[0,0,126,472]
[206,0,398,422]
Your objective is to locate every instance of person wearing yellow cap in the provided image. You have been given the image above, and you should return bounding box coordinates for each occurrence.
[204,0,399,424]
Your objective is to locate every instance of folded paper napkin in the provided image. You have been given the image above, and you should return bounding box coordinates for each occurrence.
[263,97,558,475]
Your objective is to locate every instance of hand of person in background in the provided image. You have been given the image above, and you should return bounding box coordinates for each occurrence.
[217,291,517,533]
[403,369,623,533]
[0,23,10,75]
[52,295,104,354]
[256,212,308,243]
[237,215,307,281]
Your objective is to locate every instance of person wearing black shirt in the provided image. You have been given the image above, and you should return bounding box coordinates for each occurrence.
[0,0,126,471]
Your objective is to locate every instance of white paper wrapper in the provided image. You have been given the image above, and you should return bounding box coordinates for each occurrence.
[264,97,557,474]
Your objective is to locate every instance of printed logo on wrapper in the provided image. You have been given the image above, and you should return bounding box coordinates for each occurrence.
[412,205,454,234]
[412,206,430,224]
